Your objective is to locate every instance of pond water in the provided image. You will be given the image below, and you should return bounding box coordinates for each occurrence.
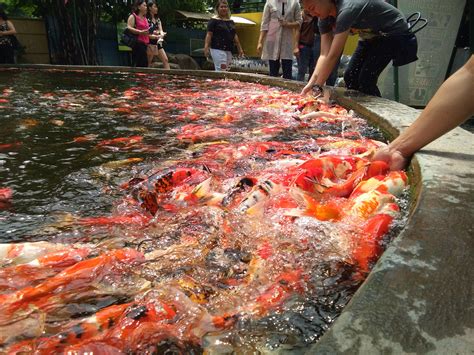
[0,68,408,353]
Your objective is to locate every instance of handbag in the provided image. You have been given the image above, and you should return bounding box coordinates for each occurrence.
[121,28,138,48]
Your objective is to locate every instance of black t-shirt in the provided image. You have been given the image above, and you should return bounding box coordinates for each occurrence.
[207,18,236,51]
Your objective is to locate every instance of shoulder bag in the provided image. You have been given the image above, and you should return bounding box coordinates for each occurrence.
[121,15,138,48]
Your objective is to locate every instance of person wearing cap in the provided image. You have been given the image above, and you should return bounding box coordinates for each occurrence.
[301,0,418,97]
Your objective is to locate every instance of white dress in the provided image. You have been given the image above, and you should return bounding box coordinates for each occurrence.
[260,0,302,61]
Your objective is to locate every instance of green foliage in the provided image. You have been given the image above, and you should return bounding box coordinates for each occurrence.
[0,0,38,18]
[4,0,215,25]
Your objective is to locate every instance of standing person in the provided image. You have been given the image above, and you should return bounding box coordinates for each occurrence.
[146,0,170,69]
[257,0,302,80]
[301,0,418,97]
[295,10,316,81]
[0,8,17,64]
[373,55,474,171]
[204,0,245,72]
[127,0,150,68]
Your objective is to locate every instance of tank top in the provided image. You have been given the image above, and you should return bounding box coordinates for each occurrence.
[0,22,12,47]
[133,13,149,45]
[147,17,161,45]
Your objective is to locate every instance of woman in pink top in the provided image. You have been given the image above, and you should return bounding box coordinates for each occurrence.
[127,0,150,67]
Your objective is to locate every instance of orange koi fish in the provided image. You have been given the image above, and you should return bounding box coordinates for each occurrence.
[0,248,145,315]
[97,135,143,147]
[0,247,91,293]
[77,213,151,226]
[0,142,21,151]
[31,303,133,354]
[0,241,70,266]
[176,124,232,143]
[0,187,13,201]
[351,205,400,273]
[72,134,98,143]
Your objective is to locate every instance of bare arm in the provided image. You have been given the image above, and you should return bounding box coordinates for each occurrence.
[127,15,147,35]
[0,20,16,36]
[293,26,300,58]
[373,55,474,170]
[301,30,349,95]
[257,31,267,56]
[204,31,212,57]
[158,21,165,36]
[257,3,271,55]
[234,34,244,57]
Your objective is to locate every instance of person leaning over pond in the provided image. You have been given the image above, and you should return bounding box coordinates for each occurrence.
[0,7,17,64]
[127,0,150,68]
[373,55,474,171]
[204,0,244,72]
[146,0,170,69]
[257,0,302,80]
[301,0,418,97]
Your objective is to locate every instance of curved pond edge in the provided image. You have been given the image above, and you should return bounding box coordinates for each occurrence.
[3,65,473,354]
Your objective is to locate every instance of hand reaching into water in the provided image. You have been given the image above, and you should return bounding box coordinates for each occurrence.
[372,146,409,171]
[300,83,313,96]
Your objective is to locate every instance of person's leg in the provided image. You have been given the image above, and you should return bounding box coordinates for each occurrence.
[281,59,293,80]
[343,40,369,91]
[147,45,154,67]
[312,35,321,70]
[297,45,311,81]
[157,47,170,70]
[308,44,316,77]
[268,60,280,77]
[210,48,227,71]
[356,37,393,96]
[225,51,233,71]
[0,45,7,64]
[134,42,148,68]
[327,55,341,86]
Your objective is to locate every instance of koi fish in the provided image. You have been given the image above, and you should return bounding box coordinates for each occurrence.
[0,248,145,316]
[0,142,21,151]
[176,124,232,143]
[252,269,306,315]
[72,134,98,143]
[238,179,281,215]
[77,213,151,226]
[18,118,40,129]
[0,187,13,201]
[0,247,92,293]
[31,302,133,353]
[97,135,143,147]
[0,241,70,266]
[49,119,64,126]
[100,157,143,169]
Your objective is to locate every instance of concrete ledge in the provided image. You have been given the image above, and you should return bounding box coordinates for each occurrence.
[3,65,473,353]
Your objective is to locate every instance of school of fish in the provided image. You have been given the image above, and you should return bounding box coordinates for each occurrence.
[0,72,409,353]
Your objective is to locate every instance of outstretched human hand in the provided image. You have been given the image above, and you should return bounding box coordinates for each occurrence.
[300,83,313,96]
[372,146,409,171]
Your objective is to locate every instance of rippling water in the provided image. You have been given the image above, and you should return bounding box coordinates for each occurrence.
[0,68,408,353]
